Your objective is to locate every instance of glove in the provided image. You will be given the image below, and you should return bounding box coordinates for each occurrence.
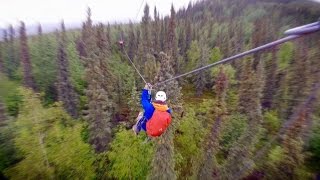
[144,83,152,90]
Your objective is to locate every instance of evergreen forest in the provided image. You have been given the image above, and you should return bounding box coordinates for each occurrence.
[0,0,320,179]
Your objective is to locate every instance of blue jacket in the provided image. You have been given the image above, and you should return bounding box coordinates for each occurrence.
[141,89,171,120]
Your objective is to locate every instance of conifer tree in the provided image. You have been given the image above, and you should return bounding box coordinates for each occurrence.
[2,30,8,76]
[262,47,278,109]
[286,39,310,118]
[224,58,264,179]
[149,52,183,180]
[0,42,4,74]
[186,41,200,72]
[56,21,78,118]
[185,19,192,60]
[0,101,6,123]
[31,23,57,103]
[76,36,86,58]
[106,23,111,45]
[252,18,268,70]
[137,4,158,83]
[194,41,209,96]
[142,4,152,55]
[159,18,166,51]
[4,25,20,79]
[198,66,229,179]
[96,23,109,54]
[152,7,160,53]
[127,81,141,124]
[166,5,179,73]
[19,21,36,90]
[127,21,136,60]
[4,88,95,179]
[81,8,115,152]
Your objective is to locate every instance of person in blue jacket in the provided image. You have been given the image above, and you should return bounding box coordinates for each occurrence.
[132,83,172,135]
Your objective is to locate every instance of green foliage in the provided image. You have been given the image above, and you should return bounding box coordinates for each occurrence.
[211,64,236,85]
[263,110,281,135]
[0,74,22,116]
[109,53,136,105]
[306,120,320,172]
[127,82,142,124]
[175,108,206,178]
[4,88,96,179]
[67,40,86,94]
[219,113,248,155]
[209,47,222,63]
[186,41,201,71]
[268,146,285,165]
[107,128,153,179]
[278,42,294,70]
[30,34,57,104]
[46,121,96,179]
[0,116,20,175]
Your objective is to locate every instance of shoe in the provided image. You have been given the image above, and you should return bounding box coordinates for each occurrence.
[132,124,139,135]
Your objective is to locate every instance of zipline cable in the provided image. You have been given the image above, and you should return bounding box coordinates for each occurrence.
[155,21,320,85]
[121,21,319,86]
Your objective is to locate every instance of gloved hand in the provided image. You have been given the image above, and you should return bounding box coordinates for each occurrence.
[144,83,152,90]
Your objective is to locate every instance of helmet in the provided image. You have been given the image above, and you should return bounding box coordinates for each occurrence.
[155,91,167,102]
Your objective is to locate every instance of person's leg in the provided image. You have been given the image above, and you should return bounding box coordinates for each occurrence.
[132,111,144,134]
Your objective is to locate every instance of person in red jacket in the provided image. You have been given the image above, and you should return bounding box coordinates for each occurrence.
[132,83,172,137]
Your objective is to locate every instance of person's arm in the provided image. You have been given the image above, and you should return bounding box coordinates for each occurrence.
[141,84,153,111]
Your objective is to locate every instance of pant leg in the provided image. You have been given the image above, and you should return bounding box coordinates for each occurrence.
[137,116,148,132]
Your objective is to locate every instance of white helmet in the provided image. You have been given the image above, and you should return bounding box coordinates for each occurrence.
[155,91,167,102]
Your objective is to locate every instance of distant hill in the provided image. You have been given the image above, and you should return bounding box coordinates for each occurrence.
[0,22,82,40]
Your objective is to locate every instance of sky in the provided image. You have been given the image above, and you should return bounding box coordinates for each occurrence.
[0,0,195,29]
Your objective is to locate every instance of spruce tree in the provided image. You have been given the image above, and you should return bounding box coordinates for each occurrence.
[4,25,20,79]
[198,66,229,179]
[56,21,78,118]
[0,42,4,74]
[106,23,111,45]
[223,58,264,179]
[4,88,96,179]
[152,7,160,53]
[32,23,58,103]
[135,4,158,83]
[142,4,152,55]
[2,30,8,76]
[159,18,166,51]
[0,101,6,123]
[96,23,110,54]
[194,41,209,96]
[149,52,183,180]
[178,28,186,57]
[286,39,310,118]
[19,21,36,90]
[185,19,192,60]
[166,5,179,74]
[81,8,115,152]
[262,47,278,109]
[127,21,136,60]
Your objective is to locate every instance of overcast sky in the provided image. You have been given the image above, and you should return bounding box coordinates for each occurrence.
[0,0,196,28]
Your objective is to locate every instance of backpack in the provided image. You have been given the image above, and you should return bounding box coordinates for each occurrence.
[146,110,172,137]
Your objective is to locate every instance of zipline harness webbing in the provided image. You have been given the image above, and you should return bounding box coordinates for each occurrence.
[122,21,320,86]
